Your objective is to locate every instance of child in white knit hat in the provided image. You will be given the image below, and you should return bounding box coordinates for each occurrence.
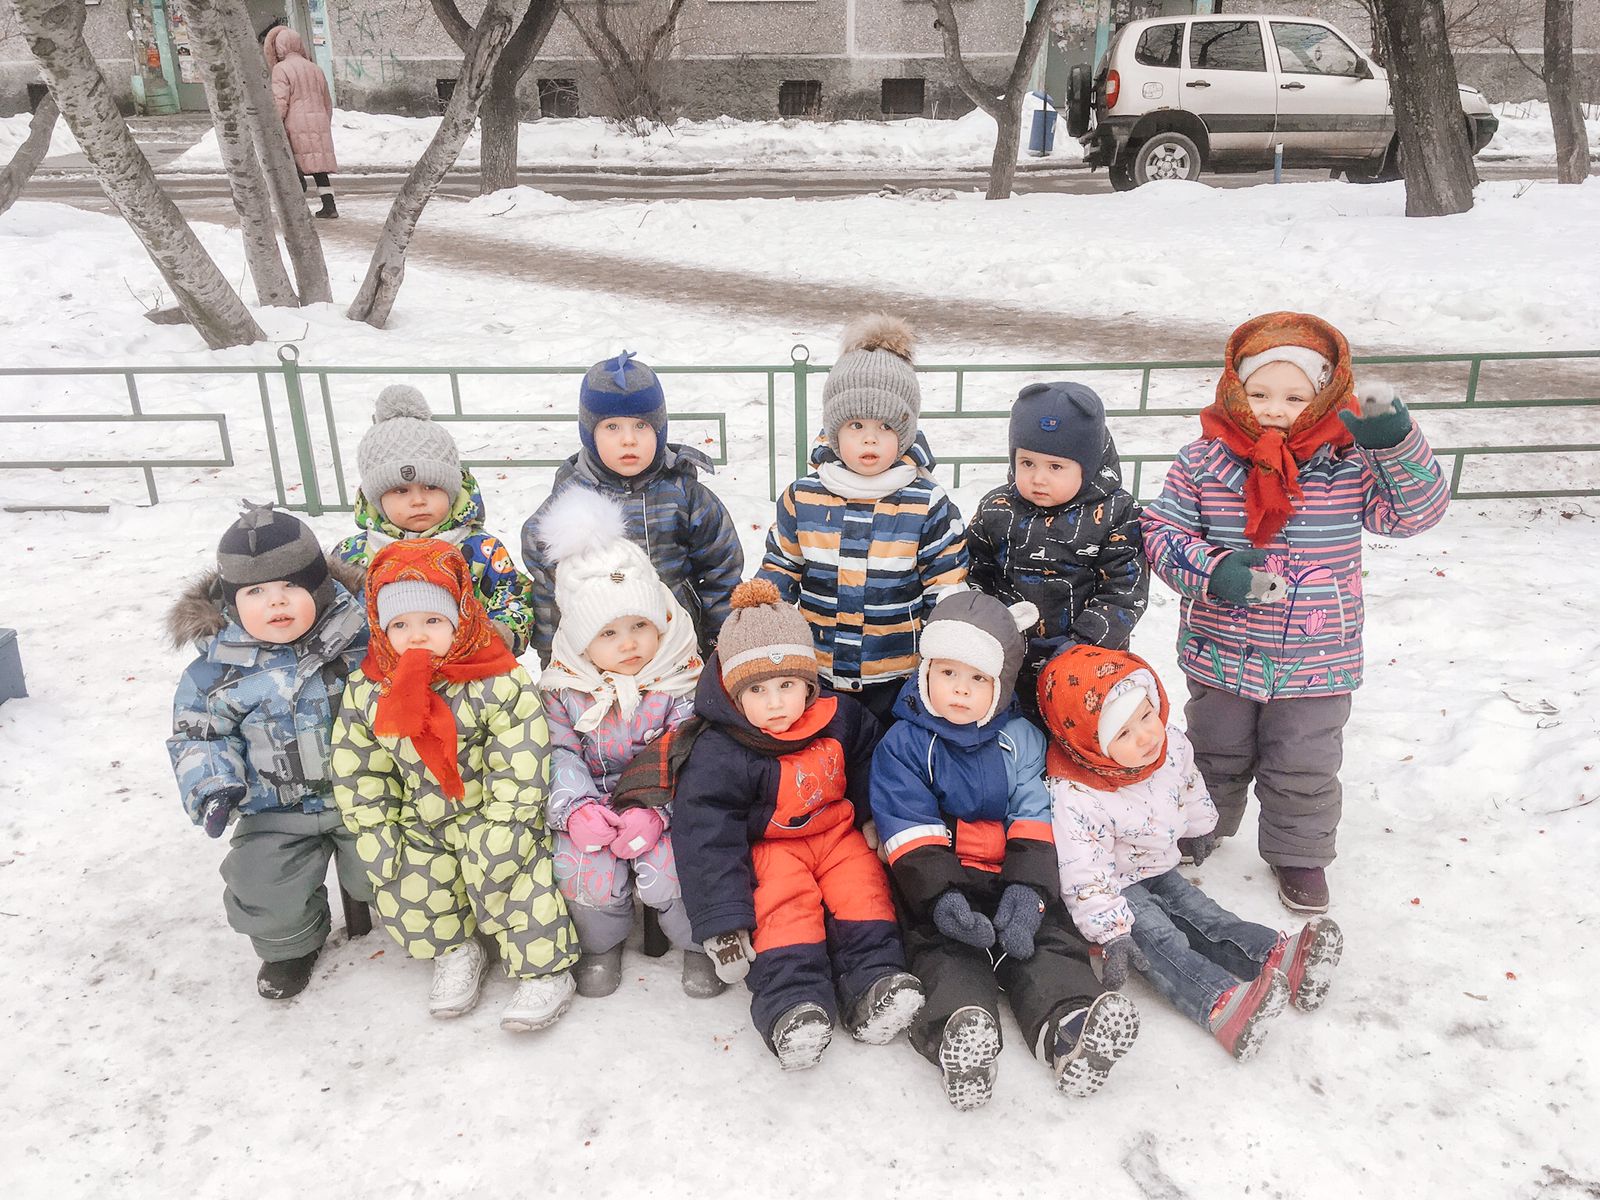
[535,488,723,999]
[334,384,536,656]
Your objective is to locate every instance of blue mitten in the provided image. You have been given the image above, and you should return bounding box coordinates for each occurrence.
[992,884,1046,960]
[200,786,245,839]
[1339,384,1412,450]
[932,890,996,950]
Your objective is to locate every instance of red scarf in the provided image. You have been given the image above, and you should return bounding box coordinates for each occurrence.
[1200,312,1358,546]
[1038,646,1170,792]
[361,540,518,800]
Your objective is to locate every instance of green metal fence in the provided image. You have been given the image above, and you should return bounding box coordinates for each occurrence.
[3,345,1598,512]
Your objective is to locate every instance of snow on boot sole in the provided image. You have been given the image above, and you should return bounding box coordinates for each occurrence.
[1217,969,1290,1062]
[849,972,926,1045]
[256,951,318,1001]
[938,1006,1002,1111]
[772,1003,833,1071]
[1055,992,1140,1099]
[1288,918,1344,1013]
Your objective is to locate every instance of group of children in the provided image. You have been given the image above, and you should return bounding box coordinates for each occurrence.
[169,310,1450,1109]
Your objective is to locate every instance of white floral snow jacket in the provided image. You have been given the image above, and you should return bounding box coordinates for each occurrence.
[1048,725,1218,944]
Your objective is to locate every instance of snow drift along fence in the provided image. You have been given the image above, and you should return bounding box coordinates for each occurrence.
[3,345,1598,512]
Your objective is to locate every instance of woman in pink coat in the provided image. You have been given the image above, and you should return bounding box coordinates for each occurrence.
[264,25,338,219]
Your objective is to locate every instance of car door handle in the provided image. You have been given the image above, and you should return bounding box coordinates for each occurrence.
[1185,80,1210,88]
[1280,82,1306,90]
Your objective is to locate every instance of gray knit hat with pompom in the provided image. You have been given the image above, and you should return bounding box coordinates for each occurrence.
[820,314,922,456]
[356,385,462,503]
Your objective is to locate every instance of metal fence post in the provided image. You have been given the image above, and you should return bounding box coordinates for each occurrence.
[278,344,324,516]
[791,344,812,482]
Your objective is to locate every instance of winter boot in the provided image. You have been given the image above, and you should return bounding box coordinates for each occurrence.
[680,949,727,999]
[1210,967,1289,1061]
[1273,865,1330,914]
[845,971,926,1045]
[256,950,318,1000]
[770,1002,832,1071]
[428,938,490,1018]
[573,944,624,998]
[1264,917,1344,1013]
[501,971,577,1033]
[315,196,338,219]
[937,1006,1002,1111]
[1048,991,1141,1098]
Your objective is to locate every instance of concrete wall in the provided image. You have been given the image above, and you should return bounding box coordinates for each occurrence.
[1,0,135,113]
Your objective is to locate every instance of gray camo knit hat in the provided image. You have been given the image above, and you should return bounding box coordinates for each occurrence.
[216,501,333,620]
[356,385,462,504]
[821,314,921,456]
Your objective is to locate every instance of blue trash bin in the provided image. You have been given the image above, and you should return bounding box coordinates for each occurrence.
[1027,92,1058,157]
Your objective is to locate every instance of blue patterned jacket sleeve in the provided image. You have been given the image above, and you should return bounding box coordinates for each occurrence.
[914,489,969,619]
[1071,493,1148,649]
[756,485,805,604]
[683,478,745,642]
[169,658,248,825]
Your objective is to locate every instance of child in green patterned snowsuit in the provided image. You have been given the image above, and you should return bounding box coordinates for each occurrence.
[331,537,578,1030]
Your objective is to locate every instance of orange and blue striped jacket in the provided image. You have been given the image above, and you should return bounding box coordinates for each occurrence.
[757,437,968,690]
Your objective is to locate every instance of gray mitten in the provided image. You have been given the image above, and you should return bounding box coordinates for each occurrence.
[992,884,1046,960]
[1208,549,1288,606]
[703,929,755,983]
[1179,833,1217,866]
[932,890,996,950]
[1100,935,1150,990]
[1339,383,1413,450]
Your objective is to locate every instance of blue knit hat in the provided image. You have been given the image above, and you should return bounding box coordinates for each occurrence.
[579,351,668,468]
[1010,382,1107,481]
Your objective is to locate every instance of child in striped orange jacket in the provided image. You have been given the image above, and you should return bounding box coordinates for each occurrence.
[757,316,968,724]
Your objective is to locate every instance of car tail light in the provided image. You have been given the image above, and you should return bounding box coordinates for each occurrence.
[1105,70,1121,111]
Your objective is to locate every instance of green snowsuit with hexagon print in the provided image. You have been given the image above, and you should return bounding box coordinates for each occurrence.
[330,665,578,978]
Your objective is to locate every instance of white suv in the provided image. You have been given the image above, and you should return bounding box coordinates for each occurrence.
[1068,14,1499,189]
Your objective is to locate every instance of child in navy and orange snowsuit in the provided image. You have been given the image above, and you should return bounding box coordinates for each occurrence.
[673,580,926,1070]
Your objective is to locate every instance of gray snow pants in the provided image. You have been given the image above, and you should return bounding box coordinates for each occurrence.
[1184,680,1353,869]
[220,809,373,962]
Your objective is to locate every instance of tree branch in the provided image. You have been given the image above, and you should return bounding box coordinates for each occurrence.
[428,0,473,52]
[930,0,1004,120]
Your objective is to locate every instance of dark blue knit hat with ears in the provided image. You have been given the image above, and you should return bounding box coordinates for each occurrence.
[578,351,668,468]
[1010,381,1107,480]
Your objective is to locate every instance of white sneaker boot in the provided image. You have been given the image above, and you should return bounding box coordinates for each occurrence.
[501,971,577,1033]
[429,938,490,1019]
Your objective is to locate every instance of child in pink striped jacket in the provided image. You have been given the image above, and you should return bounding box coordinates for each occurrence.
[1140,312,1449,913]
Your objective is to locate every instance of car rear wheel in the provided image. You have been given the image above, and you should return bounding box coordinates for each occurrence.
[1131,131,1204,185]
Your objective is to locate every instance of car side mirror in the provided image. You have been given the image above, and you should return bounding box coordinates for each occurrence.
[1355,59,1374,80]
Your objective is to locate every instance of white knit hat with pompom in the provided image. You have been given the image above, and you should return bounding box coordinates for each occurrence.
[536,487,668,651]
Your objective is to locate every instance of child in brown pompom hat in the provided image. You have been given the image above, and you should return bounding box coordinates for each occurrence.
[671,579,926,1070]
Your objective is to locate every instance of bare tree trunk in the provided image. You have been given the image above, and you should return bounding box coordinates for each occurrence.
[347,0,530,327]
[431,0,561,195]
[14,0,263,347]
[0,91,58,217]
[1544,0,1592,184]
[185,0,297,306]
[211,0,333,304]
[932,0,1055,200]
[1380,0,1478,216]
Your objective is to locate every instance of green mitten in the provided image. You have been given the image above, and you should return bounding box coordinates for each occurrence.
[1208,550,1287,606]
[1339,384,1412,450]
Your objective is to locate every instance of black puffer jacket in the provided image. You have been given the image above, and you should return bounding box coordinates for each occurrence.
[967,437,1148,705]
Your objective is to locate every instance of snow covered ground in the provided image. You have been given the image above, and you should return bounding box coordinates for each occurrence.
[1,174,1598,1197]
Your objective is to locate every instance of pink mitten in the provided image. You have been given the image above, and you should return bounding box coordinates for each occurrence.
[610,808,666,860]
[565,803,623,853]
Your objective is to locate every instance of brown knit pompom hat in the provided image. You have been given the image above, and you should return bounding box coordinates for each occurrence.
[718,579,819,699]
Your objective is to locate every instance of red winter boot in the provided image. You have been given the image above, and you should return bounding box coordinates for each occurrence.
[1263,917,1344,1012]
[1209,968,1289,1061]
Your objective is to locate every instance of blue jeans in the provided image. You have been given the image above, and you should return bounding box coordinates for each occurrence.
[1125,868,1280,1029]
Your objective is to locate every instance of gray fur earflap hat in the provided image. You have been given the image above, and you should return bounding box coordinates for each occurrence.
[356,386,463,504]
[821,314,922,456]
[918,586,1040,725]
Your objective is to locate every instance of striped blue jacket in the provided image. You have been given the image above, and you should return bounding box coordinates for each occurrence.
[757,436,968,689]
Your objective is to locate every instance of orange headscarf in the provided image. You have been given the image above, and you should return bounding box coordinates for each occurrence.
[361,539,518,799]
[1199,312,1358,546]
[1037,645,1170,792]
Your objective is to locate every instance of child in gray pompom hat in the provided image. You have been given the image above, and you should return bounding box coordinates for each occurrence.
[332,384,537,657]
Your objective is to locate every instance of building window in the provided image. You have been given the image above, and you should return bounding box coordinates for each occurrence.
[538,78,580,118]
[881,78,925,116]
[779,79,822,117]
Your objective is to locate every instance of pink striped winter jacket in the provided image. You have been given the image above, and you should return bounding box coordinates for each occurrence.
[1049,725,1217,944]
[265,27,337,175]
[1141,423,1449,702]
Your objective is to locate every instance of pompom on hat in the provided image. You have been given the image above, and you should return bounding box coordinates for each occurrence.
[717,579,819,700]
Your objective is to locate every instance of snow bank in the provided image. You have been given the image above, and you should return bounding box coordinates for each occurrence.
[170,99,1081,173]
[1483,99,1600,161]
[0,109,81,160]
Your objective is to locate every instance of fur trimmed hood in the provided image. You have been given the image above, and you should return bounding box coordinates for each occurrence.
[168,553,367,649]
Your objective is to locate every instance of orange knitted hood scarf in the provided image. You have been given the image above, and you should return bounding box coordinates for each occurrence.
[361,539,518,800]
[1199,312,1358,546]
[1038,645,1170,792]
